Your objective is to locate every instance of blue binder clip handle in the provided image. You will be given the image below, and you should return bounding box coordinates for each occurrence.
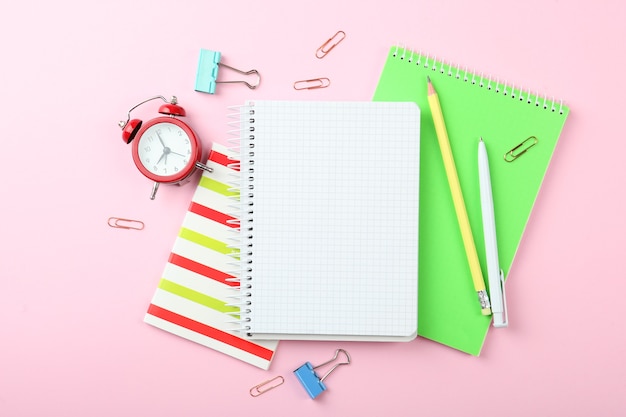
[195,49,261,94]
[293,349,351,399]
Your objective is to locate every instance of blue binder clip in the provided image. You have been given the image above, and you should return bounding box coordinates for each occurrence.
[195,49,261,94]
[293,349,351,399]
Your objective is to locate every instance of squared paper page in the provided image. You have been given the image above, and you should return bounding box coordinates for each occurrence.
[240,101,420,339]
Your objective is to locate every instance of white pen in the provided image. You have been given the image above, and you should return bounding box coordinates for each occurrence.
[478,138,508,327]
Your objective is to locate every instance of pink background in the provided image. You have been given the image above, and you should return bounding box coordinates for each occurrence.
[1,0,624,415]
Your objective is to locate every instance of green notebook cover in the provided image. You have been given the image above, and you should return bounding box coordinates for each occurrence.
[373,46,569,355]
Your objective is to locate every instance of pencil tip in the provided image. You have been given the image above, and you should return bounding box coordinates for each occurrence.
[427,75,431,82]
[426,76,435,95]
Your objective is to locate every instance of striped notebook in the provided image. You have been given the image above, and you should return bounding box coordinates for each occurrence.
[144,143,278,369]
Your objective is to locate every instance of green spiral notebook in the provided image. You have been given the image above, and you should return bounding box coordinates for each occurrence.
[373,45,569,355]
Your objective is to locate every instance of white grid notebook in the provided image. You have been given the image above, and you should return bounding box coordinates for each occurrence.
[233,100,420,340]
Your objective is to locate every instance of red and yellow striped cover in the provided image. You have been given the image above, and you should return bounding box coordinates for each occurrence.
[144,143,278,369]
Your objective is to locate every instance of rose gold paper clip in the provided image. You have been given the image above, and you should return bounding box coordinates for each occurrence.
[249,376,285,397]
[107,217,145,230]
[293,78,331,90]
[316,31,346,58]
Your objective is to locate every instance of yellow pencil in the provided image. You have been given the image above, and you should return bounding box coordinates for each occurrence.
[427,76,491,315]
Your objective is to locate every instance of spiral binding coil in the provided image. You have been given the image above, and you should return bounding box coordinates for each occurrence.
[392,45,565,115]
[223,104,256,335]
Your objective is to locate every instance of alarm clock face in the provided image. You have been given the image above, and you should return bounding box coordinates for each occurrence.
[132,117,201,183]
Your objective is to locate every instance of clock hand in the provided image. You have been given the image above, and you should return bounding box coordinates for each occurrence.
[156,146,172,165]
[156,132,166,148]
[158,147,172,165]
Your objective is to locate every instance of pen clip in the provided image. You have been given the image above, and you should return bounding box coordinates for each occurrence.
[494,269,509,328]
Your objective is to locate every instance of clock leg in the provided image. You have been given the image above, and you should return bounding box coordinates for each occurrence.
[195,161,213,173]
[150,182,160,200]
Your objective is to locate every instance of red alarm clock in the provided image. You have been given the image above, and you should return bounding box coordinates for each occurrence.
[118,95,212,199]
